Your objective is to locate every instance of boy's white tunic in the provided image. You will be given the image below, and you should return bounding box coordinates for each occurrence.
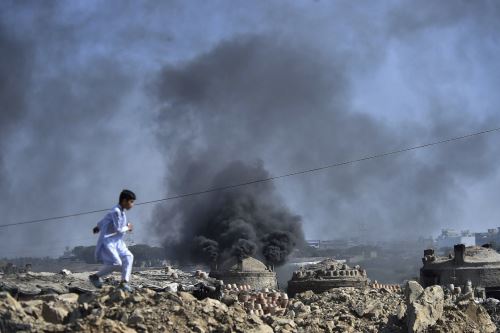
[95,205,134,280]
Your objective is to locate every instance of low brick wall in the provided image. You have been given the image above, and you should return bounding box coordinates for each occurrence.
[210,271,278,290]
[287,277,368,297]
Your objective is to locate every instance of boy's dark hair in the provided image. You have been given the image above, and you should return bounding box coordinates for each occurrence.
[119,189,136,202]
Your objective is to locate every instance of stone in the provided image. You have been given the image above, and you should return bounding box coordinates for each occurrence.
[57,293,79,304]
[178,291,197,302]
[23,305,42,319]
[21,299,44,308]
[42,302,69,324]
[128,309,145,325]
[0,291,24,313]
[404,280,424,306]
[247,324,273,333]
[462,301,496,333]
[407,285,444,333]
[109,289,126,303]
[164,282,179,292]
[78,292,97,304]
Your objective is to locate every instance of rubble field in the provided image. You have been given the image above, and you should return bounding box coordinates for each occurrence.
[1,268,499,333]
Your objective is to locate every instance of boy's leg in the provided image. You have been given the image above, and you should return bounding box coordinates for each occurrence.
[121,251,134,282]
[95,265,118,278]
[117,241,134,282]
[90,242,122,288]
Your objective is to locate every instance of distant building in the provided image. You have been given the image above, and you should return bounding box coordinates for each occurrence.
[436,229,475,250]
[306,240,321,249]
[305,239,360,250]
[475,228,500,247]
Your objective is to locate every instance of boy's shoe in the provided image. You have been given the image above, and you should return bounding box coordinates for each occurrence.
[89,274,103,288]
[119,282,134,293]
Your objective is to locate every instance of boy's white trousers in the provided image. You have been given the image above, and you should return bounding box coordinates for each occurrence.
[95,238,133,282]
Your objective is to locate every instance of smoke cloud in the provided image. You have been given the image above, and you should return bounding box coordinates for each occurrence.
[153,158,304,266]
[152,21,500,251]
[1,1,500,259]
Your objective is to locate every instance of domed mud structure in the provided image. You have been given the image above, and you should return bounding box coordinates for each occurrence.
[287,259,369,297]
[421,244,500,298]
[209,257,277,290]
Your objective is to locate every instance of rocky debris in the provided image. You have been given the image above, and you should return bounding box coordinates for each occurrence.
[404,281,496,333]
[1,285,275,332]
[179,282,224,301]
[480,298,500,330]
[1,269,500,333]
[288,287,406,332]
[0,267,219,297]
[194,269,210,279]
[404,280,424,305]
[407,285,444,332]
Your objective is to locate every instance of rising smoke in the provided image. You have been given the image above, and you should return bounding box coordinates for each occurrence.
[1,1,500,259]
[152,27,500,259]
[153,158,304,266]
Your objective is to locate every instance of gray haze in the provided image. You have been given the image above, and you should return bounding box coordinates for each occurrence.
[1,1,500,258]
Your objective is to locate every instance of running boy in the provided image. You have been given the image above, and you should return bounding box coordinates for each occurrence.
[89,189,136,292]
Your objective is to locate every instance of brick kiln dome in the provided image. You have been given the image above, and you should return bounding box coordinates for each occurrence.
[220,257,270,272]
[210,256,277,290]
[287,258,368,297]
[421,244,500,298]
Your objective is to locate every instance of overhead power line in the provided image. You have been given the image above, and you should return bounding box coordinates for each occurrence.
[1,126,500,230]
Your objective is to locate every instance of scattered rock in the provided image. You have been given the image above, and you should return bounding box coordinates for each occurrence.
[128,309,144,325]
[109,289,127,303]
[407,285,444,332]
[57,293,79,304]
[1,269,499,333]
[41,302,69,324]
[404,280,424,305]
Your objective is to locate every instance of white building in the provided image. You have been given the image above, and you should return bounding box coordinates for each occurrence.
[436,229,475,250]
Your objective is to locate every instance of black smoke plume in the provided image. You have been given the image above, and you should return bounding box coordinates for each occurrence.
[153,159,305,266]
[193,236,219,263]
[231,239,257,261]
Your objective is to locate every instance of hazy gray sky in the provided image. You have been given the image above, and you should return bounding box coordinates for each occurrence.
[1,0,500,257]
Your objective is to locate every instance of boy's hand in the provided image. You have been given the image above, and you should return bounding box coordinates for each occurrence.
[93,226,100,234]
[127,223,133,232]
